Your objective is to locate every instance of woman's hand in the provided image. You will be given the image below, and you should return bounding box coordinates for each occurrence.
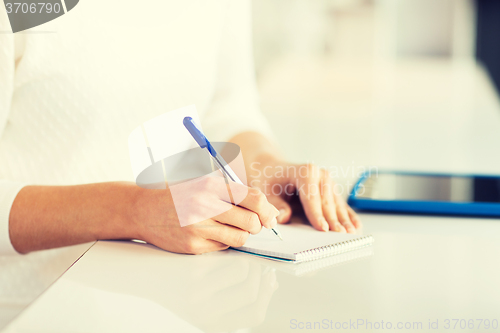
[249,156,362,234]
[131,176,280,254]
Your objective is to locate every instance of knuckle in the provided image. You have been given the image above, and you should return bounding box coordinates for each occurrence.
[336,211,346,222]
[253,191,267,210]
[306,163,326,180]
[208,175,219,185]
[182,239,199,254]
[340,217,352,225]
[232,184,250,203]
[321,175,333,189]
[306,163,319,173]
[248,186,259,194]
[201,176,218,190]
[244,213,261,234]
[320,167,328,178]
[233,231,249,247]
[247,187,261,199]
[339,212,350,223]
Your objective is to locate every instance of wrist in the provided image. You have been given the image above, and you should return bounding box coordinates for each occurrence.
[127,184,178,245]
[248,153,292,190]
[95,182,142,241]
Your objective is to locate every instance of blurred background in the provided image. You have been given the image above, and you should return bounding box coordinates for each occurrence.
[253,0,476,72]
[251,0,500,191]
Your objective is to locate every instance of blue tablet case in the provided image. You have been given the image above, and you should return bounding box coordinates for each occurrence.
[347,171,500,217]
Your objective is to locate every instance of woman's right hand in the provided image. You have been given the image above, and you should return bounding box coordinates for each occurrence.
[130,176,280,254]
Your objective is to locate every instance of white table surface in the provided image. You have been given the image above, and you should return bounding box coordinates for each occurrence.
[4,58,500,333]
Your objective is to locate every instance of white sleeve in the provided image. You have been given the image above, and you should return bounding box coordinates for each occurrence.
[201,0,274,143]
[0,182,26,255]
[0,10,26,255]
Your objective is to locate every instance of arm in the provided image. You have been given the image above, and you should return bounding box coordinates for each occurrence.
[9,179,279,254]
[9,183,137,253]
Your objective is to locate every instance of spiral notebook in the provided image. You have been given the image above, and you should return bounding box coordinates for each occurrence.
[271,246,374,275]
[233,222,374,263]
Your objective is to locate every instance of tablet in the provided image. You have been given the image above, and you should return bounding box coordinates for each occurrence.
[347,171,500,217]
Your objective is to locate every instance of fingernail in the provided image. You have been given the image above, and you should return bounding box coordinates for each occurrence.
[321,219,329,232]
[335,222,342,232]
[277,209,287,223]
[273,207,280,216]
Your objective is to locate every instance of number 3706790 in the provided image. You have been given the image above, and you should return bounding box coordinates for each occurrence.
[444,319,498,330]
[5,2,61,14]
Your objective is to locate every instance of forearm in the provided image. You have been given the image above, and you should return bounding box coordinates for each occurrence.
[9,182,139,253]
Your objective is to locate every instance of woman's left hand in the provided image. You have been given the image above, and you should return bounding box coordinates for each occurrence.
[249,156,362,234]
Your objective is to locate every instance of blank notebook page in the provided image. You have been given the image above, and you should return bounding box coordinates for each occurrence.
[233,223,373,263]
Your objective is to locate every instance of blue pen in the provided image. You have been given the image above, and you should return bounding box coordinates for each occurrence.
[183,116,283,241]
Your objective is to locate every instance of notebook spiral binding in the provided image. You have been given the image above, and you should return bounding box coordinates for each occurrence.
[295,234,374,262]
[281,246,374,276]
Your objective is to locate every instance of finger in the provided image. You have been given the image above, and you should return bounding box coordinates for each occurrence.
[204,240,230,252]
[337,221,347,233]
[347,205,363,229]
[267,195,292,224]
[296,166,329,231]
[319,173,343,232]
[234,187,279,229]
[205,177,279,229]
[334,194,356,233]
[185,238,230,254]
[202,220,251,248]
[213,205,262,234]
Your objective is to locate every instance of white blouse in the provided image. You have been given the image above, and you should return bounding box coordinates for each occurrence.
[0,0,272,254]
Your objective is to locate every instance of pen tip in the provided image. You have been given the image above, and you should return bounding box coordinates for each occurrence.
[271,228,283,241]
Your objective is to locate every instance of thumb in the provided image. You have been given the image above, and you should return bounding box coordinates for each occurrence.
[267,195,292,224]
